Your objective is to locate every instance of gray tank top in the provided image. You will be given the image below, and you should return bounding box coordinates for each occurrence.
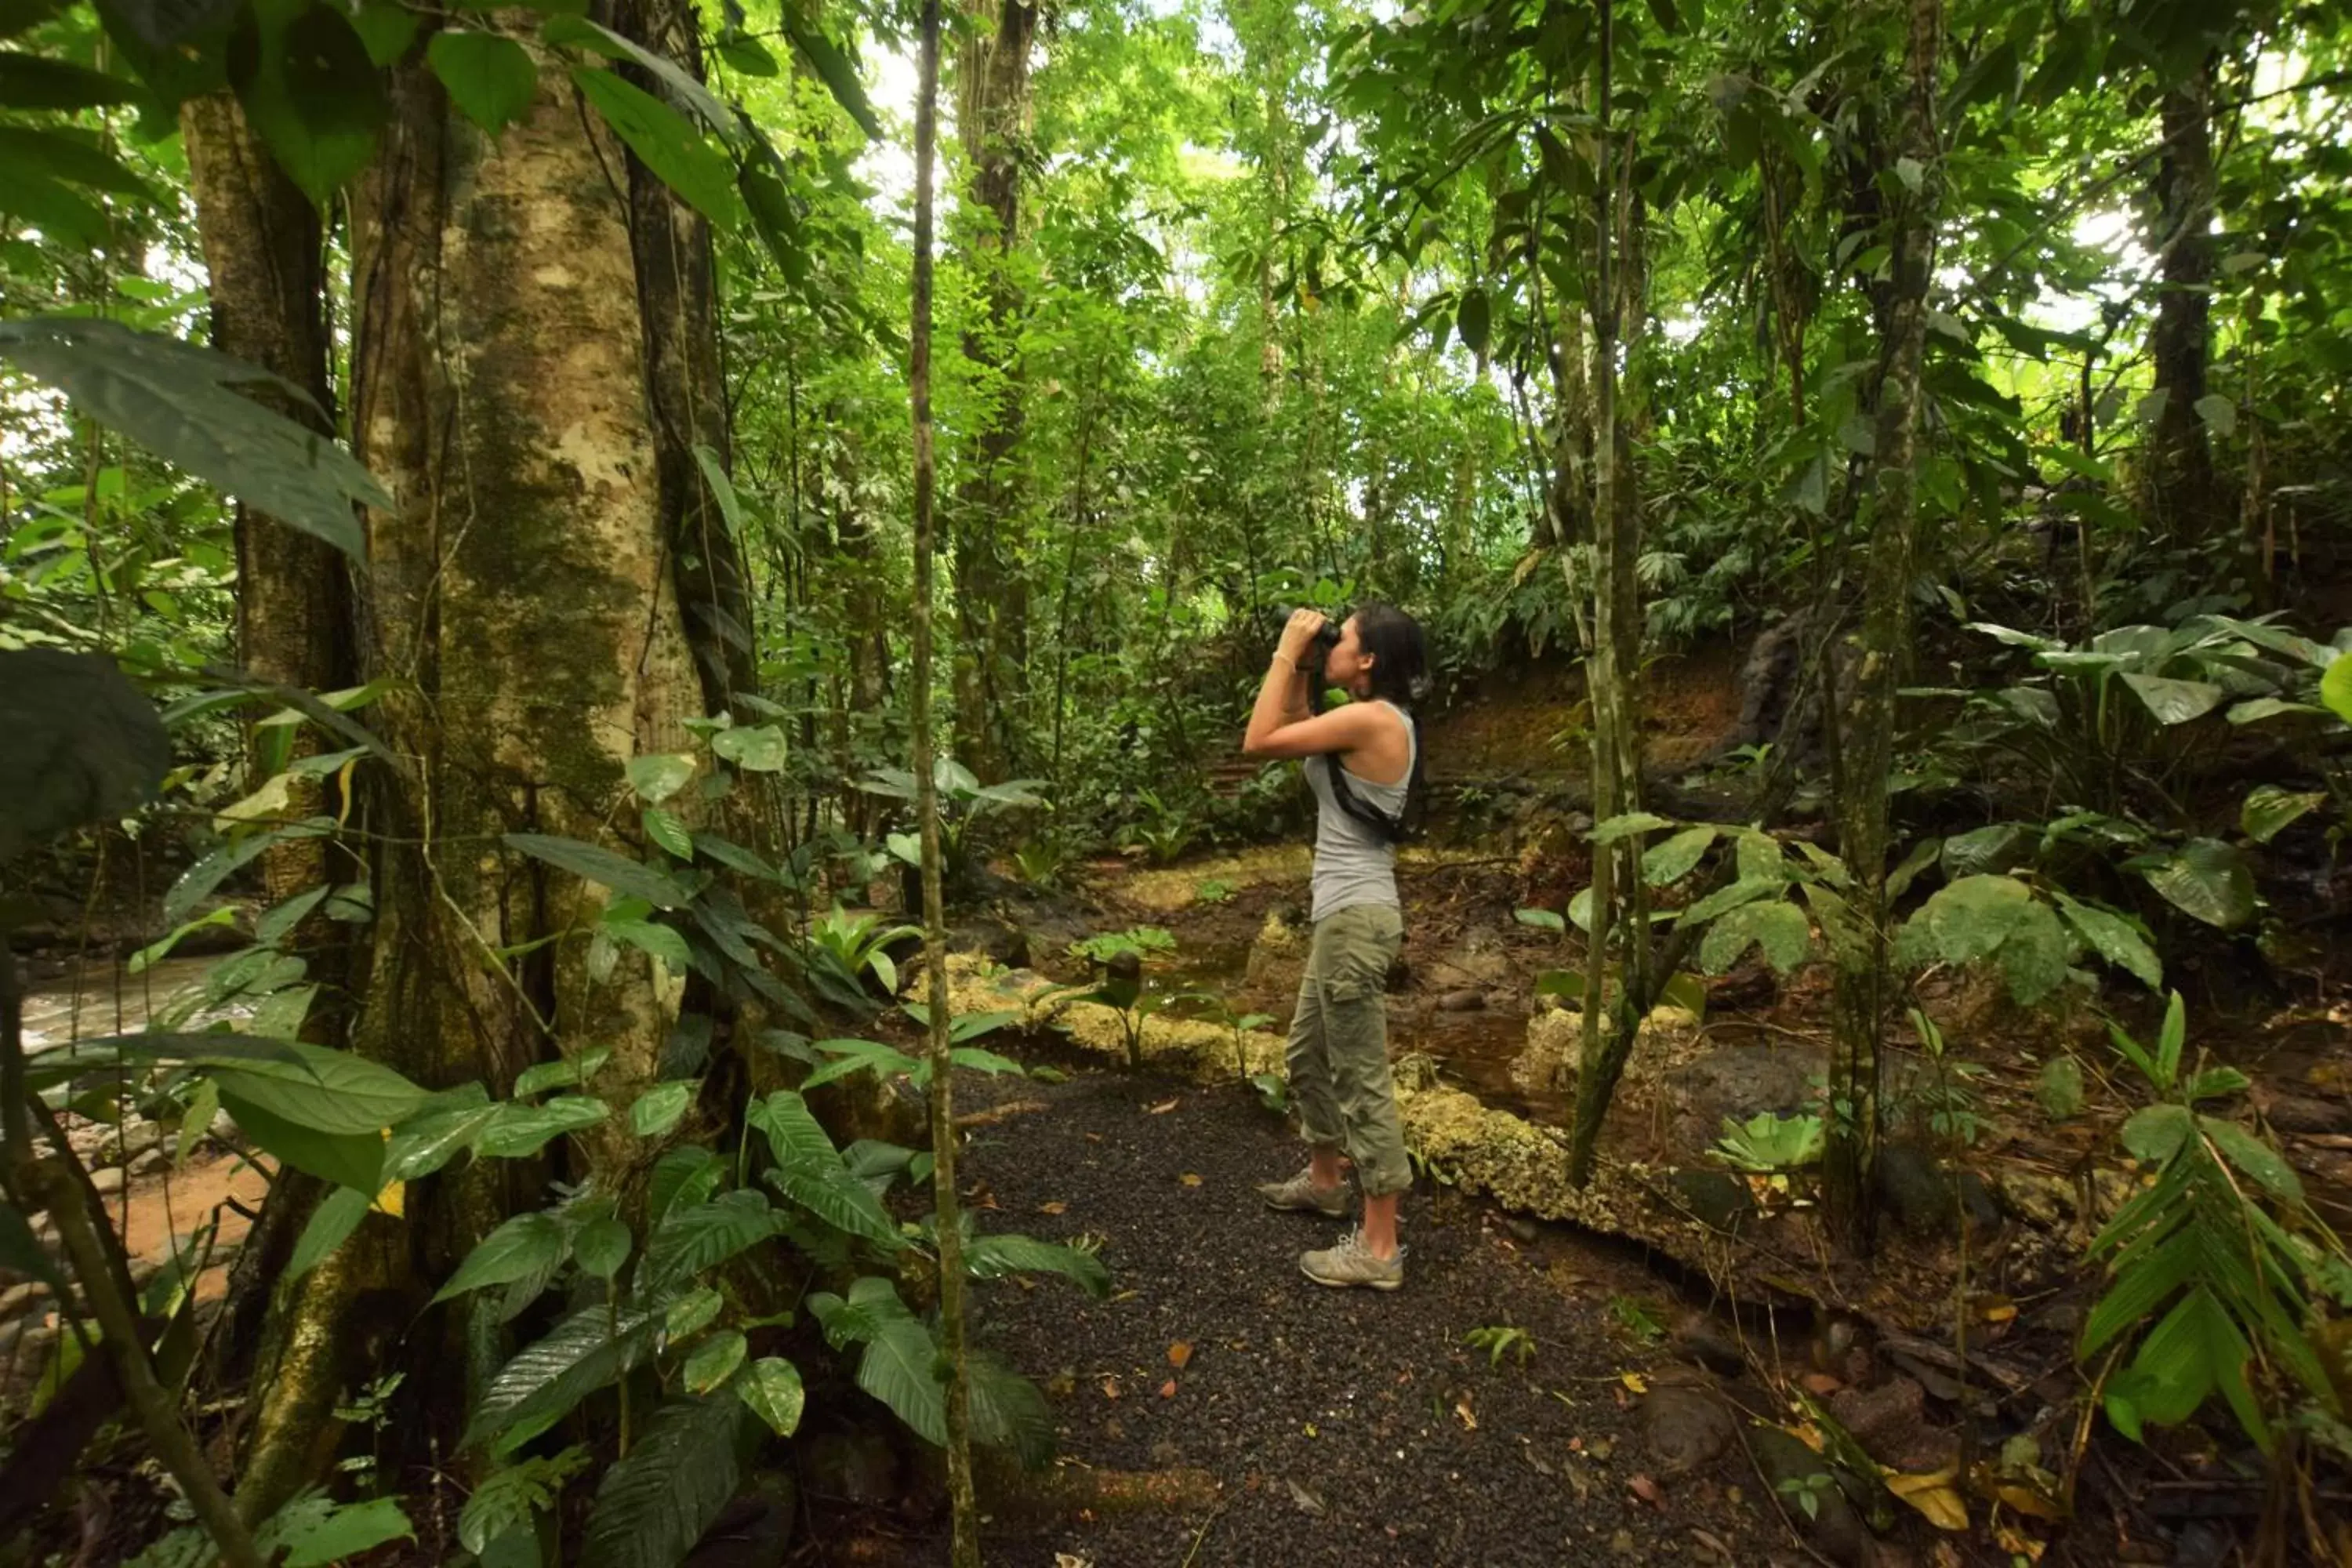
[1305,700,1416,921]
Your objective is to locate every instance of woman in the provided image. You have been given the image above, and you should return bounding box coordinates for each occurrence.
[1240,603,1427,1290]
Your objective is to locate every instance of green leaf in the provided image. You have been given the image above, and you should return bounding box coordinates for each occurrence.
[626,752,695,804]
[573,1216,632,1279]
[710,724,787,771]
[1940,822,2031,878]
[2192,393,2237,438]
[505,832,692,908]
[466,1305,656,1447]
[969,1352,1055,1469]
[2120,673,2227,725]
[1512,906,1566,932]
[0,648,172,860]
[427,28,539,133]
[691,830,781,881]
[2053,892,2163,990]
[649,1145,725,1222]
[2240,786,2324,844]
[1678,876,1783,925]
[278,1497,415,1567]
[459,1448,590,1556]
[2198,1117,2303,1202]
[175,1077,220,1169]
[0,51,136,107]
[0,125,153,199]
[164,816,334,927]
[682,1330,746,1394]
[0,319,386,557]
[749,1089,835,1167]
[964,1232,1111,1298]
[2120,1104,2193,1164]
[737,1356,804,1436]
[1590,811,1674,844]
[2036,1054,2085,1120]
[779,12,878,137]
[1897,875,2074,1004]
[217,1090,386,1191]
[570,66,738,228]
[629,1080,695,1138]
[2142,839,2256,930]
[209,1039,428,1134]
[541,13,736,143]
[770,1164,906,1251]
[435,1211,570,1304]
[288,1185,372,1279]
[474,1095,608,1158]
[578,1394,746,1568]
[642,1192,784,1290]
[714,34,775,75]
[604,916,689,975]
[1642,826,1716,886]
[228,0,386,207]
[664,1287,723,1344]
[1697,898,1812,975]
[514,1046,611,1099]
[2320,654,2352,725]
[1454,287,1490,355]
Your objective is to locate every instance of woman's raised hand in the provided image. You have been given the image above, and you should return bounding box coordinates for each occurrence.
[1279,608,1328,660]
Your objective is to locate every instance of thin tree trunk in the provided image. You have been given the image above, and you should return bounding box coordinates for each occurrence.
[951,0,1040,783]
[910,5,980,1560]
[2146,62,2222,543]
[1825,0,1942,1250]
[176,92,355,1406]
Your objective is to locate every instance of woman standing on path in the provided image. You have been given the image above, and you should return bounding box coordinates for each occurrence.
[1240,603,1428,1290]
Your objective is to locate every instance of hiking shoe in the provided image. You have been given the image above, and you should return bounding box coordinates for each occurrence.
[1258,1165,1351,1218]
[1300,1229,1405,1291]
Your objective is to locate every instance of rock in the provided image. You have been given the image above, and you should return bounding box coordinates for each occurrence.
[1875,1143,1998,1239]
[1827,1378,1956,1473]
[1639,1379,1739,1476]
[2169,1521,2232,1568]
[129,1146,169,1176]
[1435,935,1514,990]
[1996,1170,2078,1230]
[0,1281,45,1319]
[1436,988,1487,1013]
[88,1165,125,1196]
[802,1431,898,1507]
[1671,1047,1819,1131]
[1664,1170,1755,1234]
[1504,1215,1540,1243]
[2263,1094,2347,1135]
[1668,1312,1748,1378]
[1512,1010,1581,1095]
[949,919,1029,970]
[1748,1424,1871,1566]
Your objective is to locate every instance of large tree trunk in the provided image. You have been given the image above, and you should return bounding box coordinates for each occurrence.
[2145,62,2222,543]
[950,0,1040,782]
[233,17,728,1515]
[1824,0,1942,1251]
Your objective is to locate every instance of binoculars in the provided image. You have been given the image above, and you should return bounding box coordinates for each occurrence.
[1286,609,1343,657]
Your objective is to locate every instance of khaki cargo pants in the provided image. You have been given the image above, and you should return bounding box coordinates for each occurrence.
[1286,902,1410,1197]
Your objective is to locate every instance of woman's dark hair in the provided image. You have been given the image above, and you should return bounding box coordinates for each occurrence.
[1316,601,1431,844]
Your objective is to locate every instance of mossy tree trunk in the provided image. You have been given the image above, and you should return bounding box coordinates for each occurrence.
[231,11,746,1515]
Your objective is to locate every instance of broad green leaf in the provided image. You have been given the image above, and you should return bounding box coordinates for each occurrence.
[221,1087,387,1189]
[2192,393,2237,438]
[691,831,782,881]
[1940,822,2031,878]
[968,1352,1055,1469]
[209,1040,427,1134]
[514,1046,612,1099]
[649,1145,725,1221]
[710,724,787,771]
[713,34,776,75]
[2240,786,2324,844]
[541,13,737,143]
[426,28,539,133]
[2053,892,2162,990]
[1642,826,1716,885]
[288,1185,372,1279]
[855,1314,946,1445]
[626,752,696,804]
[779,12,878,137]
[2320,654,2352,724]
[579,1395,746,1568]
[570,66,738,228]
[629,1080,695,1138]
[1455,287,1490,355]
[641,804,691,860]
[1698,899,1812,975]
[963,1232,1110,1298]
[505,832,692,908]
[642,1192,783,1289]
[2142,840,2256,930]
[2197,1117,2303,1202]
[682,1330,746,1394]
[0,648,173,860]
[466,1305,656,1446]
[2119,1103,2193,1164]
[1678,876,1782,925]
[1590,811,1673,844]
[459,1448,590,1556]
[228,0,386,208]
[573,1216,632,1279]
[2120,673,2226,725]
[435,1211,570,1303]
[1513,906,1566,932]
[769,1164,906,1250]
[665,1287,723,1343]
[604,916,689,974]
[0,52,134,106]
[474,1095,608,1158]
[278,1497,414,1567]
[750,1089,834,1167]
[737,1356,804,1436]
